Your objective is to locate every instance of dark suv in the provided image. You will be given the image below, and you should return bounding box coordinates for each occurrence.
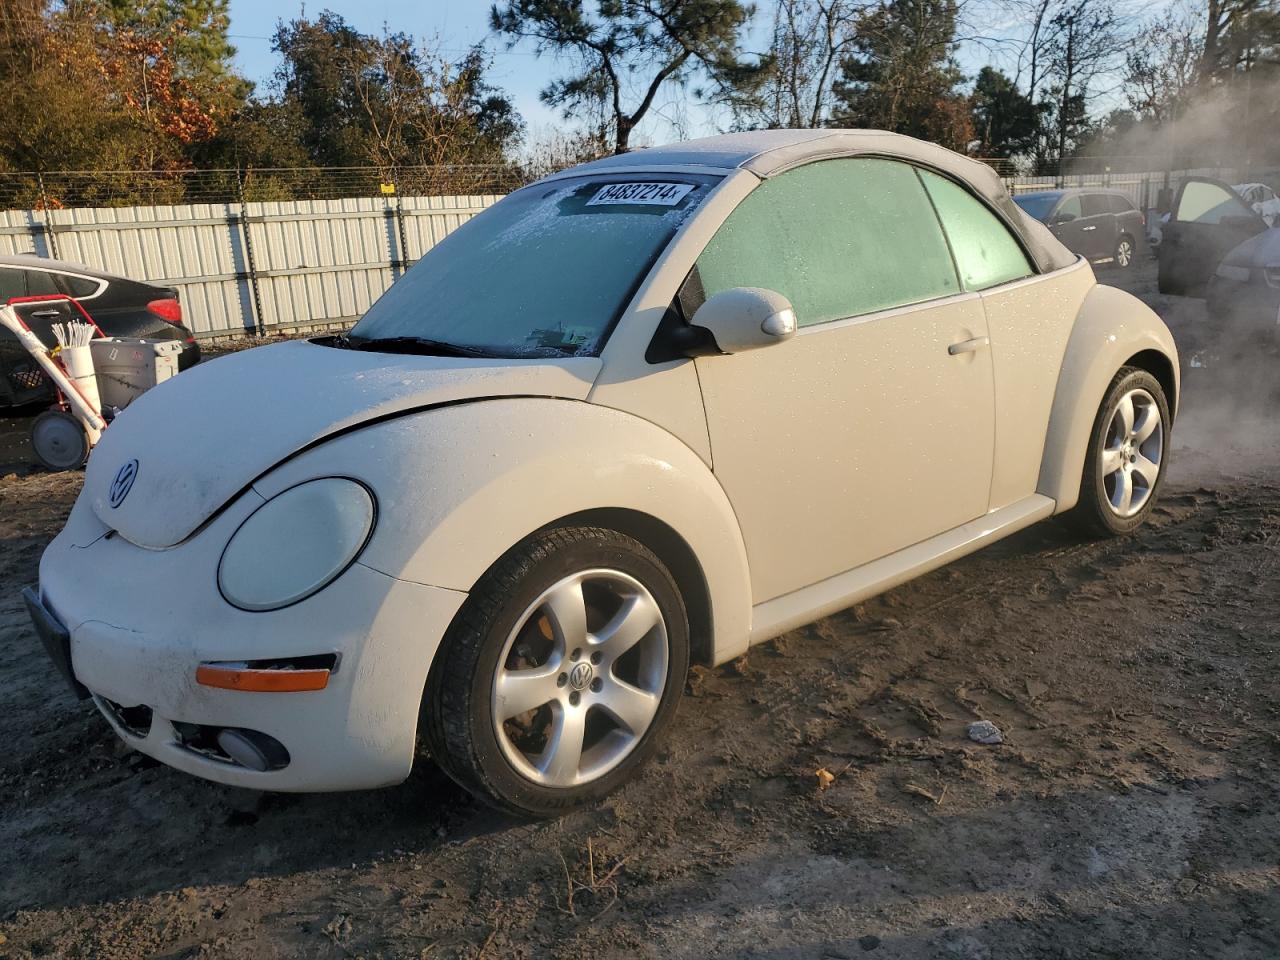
[1013,189,1146,268]
[0,255,200,406]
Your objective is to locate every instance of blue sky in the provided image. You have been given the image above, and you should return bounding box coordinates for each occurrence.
[224,0,1125,150]
[226,0,633,140]
[223,0,824,147]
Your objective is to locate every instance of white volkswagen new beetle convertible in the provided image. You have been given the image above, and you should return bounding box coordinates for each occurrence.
[28,131,1178,816]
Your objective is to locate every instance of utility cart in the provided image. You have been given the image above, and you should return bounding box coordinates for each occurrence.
[0,295,182,470]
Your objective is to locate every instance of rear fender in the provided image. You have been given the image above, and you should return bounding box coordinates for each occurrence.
[1038,284,1179,512]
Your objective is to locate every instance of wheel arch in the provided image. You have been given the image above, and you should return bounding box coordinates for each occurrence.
[1125,347,1177,419]
[1038,283,1180,513]
[257,397,754,668]
[542,507,716,667]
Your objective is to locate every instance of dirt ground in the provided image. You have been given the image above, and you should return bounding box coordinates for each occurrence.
[2,259,1278,959]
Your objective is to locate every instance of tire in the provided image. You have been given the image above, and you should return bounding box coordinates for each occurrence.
[31,409,89,471]
[421,525,690,818]
[1069,367,1170,538]
[1114,235,1135,268]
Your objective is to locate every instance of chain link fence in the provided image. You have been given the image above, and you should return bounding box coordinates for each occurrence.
[3,158,1264,212]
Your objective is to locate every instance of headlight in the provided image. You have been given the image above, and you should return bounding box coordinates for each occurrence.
[1215,263,1252,282]
[218,478,376,612]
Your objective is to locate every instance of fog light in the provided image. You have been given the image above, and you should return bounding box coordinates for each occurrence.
[215,728,290,771]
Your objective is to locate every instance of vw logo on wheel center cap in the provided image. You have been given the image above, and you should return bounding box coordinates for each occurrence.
[109,459,139,508]
[569,661,593,690]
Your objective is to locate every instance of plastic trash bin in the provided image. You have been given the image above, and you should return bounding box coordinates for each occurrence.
[89,338,184,412]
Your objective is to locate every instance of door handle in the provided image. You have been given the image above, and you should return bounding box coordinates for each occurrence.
[1081,225,1097,231]
[948,336,990,356]
[29,309,61,318]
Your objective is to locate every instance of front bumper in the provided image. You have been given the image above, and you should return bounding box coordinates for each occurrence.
[34,490,466,792]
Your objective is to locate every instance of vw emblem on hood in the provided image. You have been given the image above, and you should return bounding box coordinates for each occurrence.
[109,459,139,508]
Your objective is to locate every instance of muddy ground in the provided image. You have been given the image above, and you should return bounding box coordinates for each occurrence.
[1,259,1278,959]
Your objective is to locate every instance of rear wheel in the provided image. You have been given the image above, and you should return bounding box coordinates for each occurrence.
[1070,367,1169,537]
[1114,235,1135,268]
[422,526,689,817]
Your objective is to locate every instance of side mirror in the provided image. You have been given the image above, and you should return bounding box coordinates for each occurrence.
[689,287,797,355]
[1053,211,1077,224]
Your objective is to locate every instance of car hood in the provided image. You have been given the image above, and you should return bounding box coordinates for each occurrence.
[84,339,602,548]
[1220,227,1280,268]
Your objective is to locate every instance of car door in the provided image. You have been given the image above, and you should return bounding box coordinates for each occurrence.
[1048,195,1089,257]
[688,158,996,603]
[1158,177,1268,296]
[914,168,1050,511]
[1078,193,1116,259]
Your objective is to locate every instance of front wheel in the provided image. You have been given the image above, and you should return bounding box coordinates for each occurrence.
[1069,367,1170,537]
[421,526,689,817]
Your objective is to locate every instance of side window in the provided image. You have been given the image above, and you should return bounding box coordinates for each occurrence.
[57,273,100,298]
[1176,180,1256,224]
[0,268,25,300]
[1081,194,1109,217]
[692,158,959,327]
[1108,195,1133,214]
[919,170,1035,291]
[1056,195,1082,221]
[25,270,58,296]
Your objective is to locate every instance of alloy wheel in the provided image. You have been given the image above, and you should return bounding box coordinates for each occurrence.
[1100,387,1163,517]
[491,569,668,787]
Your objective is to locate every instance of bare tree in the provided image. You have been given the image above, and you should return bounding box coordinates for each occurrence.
[490,0,761,153]
[1043,0,1120,163]
[1124,2,1203,123]
[1200,0,1267,82]
[740,0,868,128]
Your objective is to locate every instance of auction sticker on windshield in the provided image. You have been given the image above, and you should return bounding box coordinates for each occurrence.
[586,183,695,206]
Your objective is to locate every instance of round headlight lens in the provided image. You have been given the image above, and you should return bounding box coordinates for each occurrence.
[218,478,375,612]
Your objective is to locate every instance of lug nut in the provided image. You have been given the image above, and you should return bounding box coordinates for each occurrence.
[570,648,581,662]
[569,691,581,706]
[590,678,603,693]
[557,673,567,687]
[590,651,602,665]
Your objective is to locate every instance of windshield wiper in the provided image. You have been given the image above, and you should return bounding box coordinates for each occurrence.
[343,336,494,358]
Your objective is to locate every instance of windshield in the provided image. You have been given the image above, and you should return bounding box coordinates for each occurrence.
[1013,193,1059,222]
[348,173,720,357]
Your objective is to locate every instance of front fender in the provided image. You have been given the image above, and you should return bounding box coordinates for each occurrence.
[255,398,754,665]
[1038,284,1180,512]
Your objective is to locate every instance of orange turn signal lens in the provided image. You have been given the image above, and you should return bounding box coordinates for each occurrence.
[196,664,330,692]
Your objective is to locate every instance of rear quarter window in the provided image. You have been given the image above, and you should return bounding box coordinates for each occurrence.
[1108,195,1135,214]
[918,170,1034,291]
[58,273,102,298]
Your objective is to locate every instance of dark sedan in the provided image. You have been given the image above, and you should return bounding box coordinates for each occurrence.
[1013,188,1146,268]
[1156,177,1279,340]
[0,255,200,406]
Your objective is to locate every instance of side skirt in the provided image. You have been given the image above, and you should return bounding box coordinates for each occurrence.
[747,494,1056,646]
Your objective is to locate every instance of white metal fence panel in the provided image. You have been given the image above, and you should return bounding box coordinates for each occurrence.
[50,203,245,336]
[0,194,501,338]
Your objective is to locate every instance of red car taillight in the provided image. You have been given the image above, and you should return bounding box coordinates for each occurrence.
[147,298,183,324]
